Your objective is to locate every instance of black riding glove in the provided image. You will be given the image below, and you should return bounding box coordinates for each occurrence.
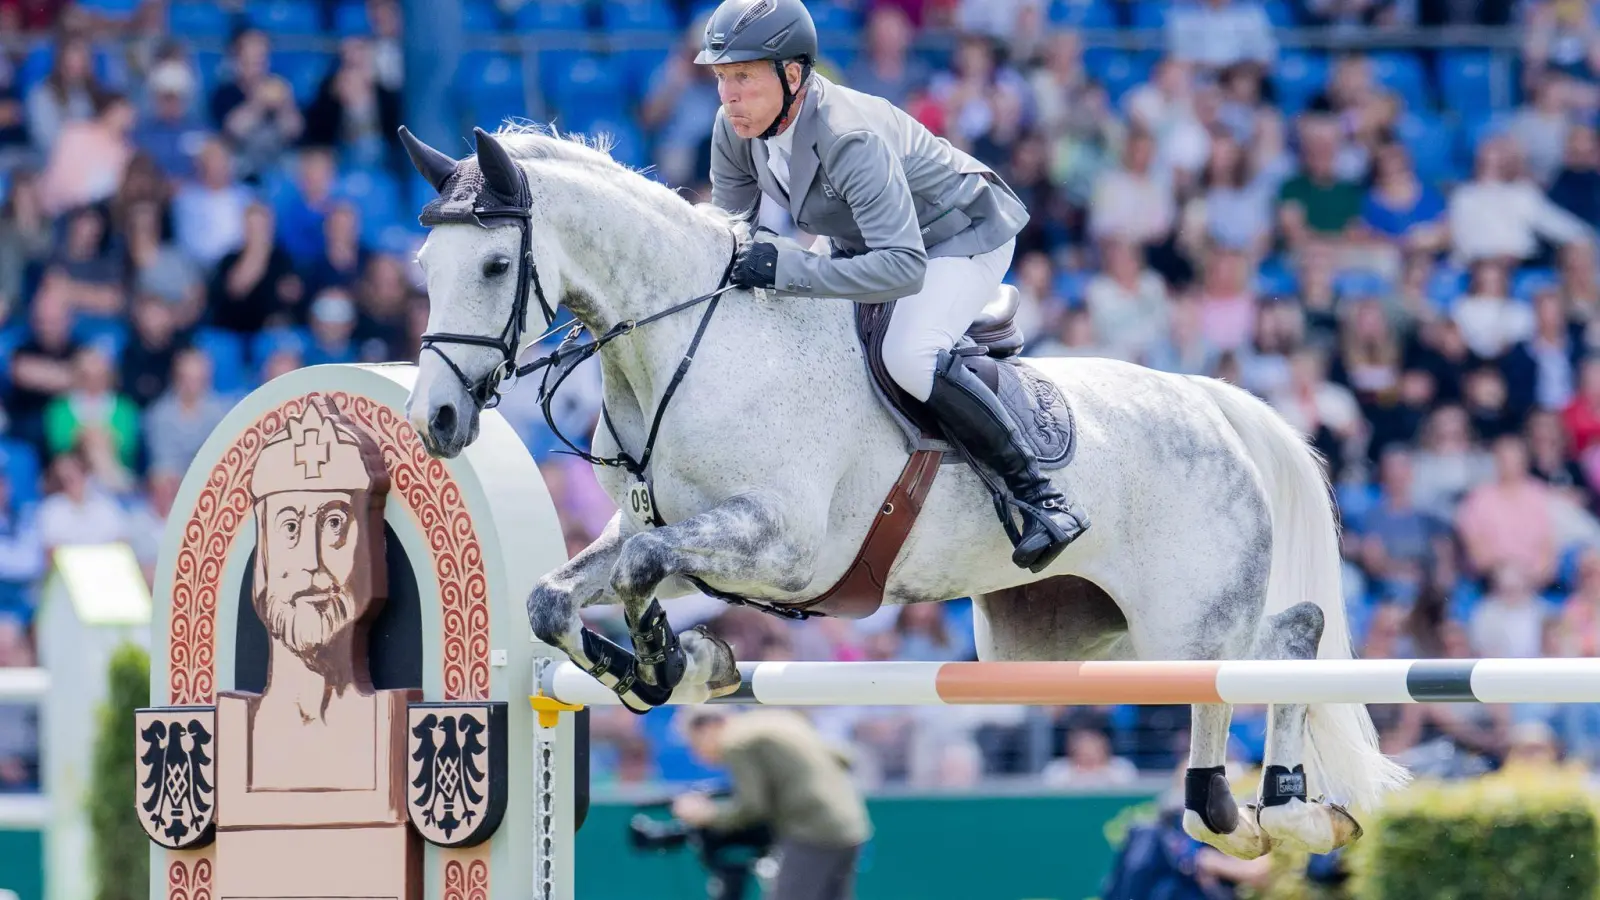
[730,241,779,290]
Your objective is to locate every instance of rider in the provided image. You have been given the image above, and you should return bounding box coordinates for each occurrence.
[694,0,1090,571]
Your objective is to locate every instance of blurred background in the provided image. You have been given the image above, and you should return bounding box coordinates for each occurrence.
[1,0,1599,897]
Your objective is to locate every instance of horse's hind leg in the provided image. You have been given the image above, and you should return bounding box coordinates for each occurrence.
[609,490,816,702]
[1253,602,1364,855]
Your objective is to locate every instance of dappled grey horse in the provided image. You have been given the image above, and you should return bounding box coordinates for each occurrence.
[398,124,1409,861]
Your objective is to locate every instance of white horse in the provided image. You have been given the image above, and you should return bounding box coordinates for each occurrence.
[400,124,1410,861]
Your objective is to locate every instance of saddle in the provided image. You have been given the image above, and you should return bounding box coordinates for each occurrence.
[786,284,1077,620]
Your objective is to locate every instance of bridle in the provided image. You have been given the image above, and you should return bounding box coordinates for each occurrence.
[417,193,550,412]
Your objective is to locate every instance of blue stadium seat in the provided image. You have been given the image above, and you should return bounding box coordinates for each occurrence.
[1427,265,1468,309]
[463,0,504,33]
[1513,267,1559,301]
[577,116,648,169]
[1395,112,1458,186]
[601,0,678,31]
[1272,52,1328,116]
[513,0,588,30]
[333,0,371,34]
[337,168,402,245]
[548,55,628,123]
[1084,49,1153,107]
[77,0,140,16]
[808,0,861,31]
[272,51,332,105]
[615,47,668,101]
[1263,0,1294,26]
[248,0,322,34]
[1132,0,1168,28]
[73,316,129,363]
[456,52,531,127]
[1049,0,1116,27]
[0,438,41,508]
[1438,51,1497,118]
[1368,52,1429,112]
[192,328,250,395]
[168,2,234,38]
[0,323,24,395]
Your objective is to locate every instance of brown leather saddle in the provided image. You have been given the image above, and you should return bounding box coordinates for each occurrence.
[779,285,1075,620]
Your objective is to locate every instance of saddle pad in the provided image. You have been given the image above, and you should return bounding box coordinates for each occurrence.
[854,302,1075,472]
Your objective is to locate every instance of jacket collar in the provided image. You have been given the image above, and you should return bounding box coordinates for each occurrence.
[782,74,824,209]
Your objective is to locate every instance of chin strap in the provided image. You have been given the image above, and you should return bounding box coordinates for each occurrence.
[759,58,811,139]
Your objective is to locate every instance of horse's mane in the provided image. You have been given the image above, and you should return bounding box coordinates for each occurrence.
[488,121,751,244]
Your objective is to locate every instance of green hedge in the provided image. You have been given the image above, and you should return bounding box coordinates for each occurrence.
[88,642,151,900]
[1344,769,1600,900]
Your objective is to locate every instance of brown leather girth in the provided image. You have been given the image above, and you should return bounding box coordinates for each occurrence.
[792,447,943,619]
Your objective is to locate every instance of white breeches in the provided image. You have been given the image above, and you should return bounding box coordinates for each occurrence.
[882,238,1017,402]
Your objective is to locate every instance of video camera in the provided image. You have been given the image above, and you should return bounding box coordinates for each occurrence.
[626,790,776,900]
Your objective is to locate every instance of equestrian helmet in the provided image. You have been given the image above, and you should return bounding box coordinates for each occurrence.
[693,0,818,66]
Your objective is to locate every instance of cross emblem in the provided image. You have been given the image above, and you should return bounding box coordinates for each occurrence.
[293,427,333,479]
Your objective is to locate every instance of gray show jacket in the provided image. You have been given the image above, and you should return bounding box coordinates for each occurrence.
[709,73,1029,304]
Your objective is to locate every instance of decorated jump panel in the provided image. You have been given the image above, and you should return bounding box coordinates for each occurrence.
[139,363,570,900]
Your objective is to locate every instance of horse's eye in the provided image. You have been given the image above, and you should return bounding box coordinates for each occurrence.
[483,257,511,278]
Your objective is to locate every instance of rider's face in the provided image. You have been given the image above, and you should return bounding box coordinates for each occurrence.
[713,61,799,139]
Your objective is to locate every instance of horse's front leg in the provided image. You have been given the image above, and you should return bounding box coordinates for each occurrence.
[612,491,818,700]
[526,514,691,712]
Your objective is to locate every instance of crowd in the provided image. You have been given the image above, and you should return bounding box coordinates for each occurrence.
[0,0,1594,800]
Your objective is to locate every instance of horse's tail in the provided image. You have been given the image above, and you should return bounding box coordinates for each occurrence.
[1191,375,1411,812]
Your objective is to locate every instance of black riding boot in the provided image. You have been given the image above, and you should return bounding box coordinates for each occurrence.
[925,349,1089,572]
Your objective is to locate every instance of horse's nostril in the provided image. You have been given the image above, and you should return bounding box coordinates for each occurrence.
[431,405,457,442]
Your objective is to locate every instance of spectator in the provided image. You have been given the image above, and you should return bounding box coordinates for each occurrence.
[1549,124,1600,231]
[132,57,209,181]
[1359,446,1448,580]
[1183,130,1282,259]
[1041,726,1139,788]
[1125,57,1211,183]
[1024,31,1087,141]
[1269,345,1365,479]
[35,443,128,556]
[924,32,1029,162]
[301,37,401,171]
[1509,73,1575,188]
[303,201,367,300]
[844,5,930,109]
[172,138,252,268]
[1525,409,1592,509]
[1503,287,1586,417]
[209,28,303,182]
[1469,563,1556,658]
[1455,434,1562,589]
[42,344,140,475]
[36,90,134,217]
[1452,259,1533,360]
[120,292,190,410]
[1193,246,1258,354]
[1085,239,1169,362]
[124,198,204,329]
[1165,0,1277,74]
[43,208,124,317]
[1564,357,1600,455]
[25,33,103,154]
[352,253,409,360]
[206,201,303,335]
[1278,114,1364,252]
[302,288,361,366]
[1359,139,1449,259]
[638,20,723,190]
[275,147,340,266]
[1088,126,1174,248]
[143,348,230,477]
[1449,134,1591,265]
[5,281,84,454]
[1143,294,1220,375]
[0,171,53,317]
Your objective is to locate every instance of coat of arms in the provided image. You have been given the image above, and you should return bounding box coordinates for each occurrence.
[406,701,508,847]
[135,707,218,850]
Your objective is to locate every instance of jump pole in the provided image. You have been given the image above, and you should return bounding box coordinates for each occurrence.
[538,656,1600,708]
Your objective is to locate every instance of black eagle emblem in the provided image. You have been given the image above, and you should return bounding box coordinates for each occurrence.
[138,714,216,848]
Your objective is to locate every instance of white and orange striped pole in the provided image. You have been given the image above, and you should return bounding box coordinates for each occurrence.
[542,658,1600,707]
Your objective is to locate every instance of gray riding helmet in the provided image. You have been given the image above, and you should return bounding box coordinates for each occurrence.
[694,0,818,138]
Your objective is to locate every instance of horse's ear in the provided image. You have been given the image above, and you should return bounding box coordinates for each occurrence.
[473,127,522,202]
[399,126,457,192]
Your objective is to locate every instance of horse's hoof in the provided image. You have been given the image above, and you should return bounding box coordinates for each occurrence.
[690,625,742,698]
[1258,798,1363,855]
[1183,807,1273,860]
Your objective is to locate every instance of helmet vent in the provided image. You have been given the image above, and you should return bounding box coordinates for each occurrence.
[732,0,775,34]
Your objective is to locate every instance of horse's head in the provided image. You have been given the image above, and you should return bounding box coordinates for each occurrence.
[401,125,555,459]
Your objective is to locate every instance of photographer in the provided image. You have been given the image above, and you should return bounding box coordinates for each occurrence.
[670,708,872,900]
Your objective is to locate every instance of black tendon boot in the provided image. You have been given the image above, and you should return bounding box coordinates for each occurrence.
[925,349,1089,572]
